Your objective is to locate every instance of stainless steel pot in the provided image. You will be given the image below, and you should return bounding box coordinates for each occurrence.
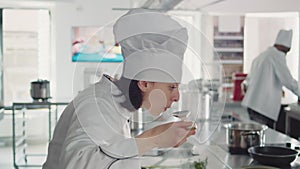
[224,122,268,154]
[30,79,51,101]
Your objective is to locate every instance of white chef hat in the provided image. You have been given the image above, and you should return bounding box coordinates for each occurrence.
[275,29,293,48]
[113,8,188,83]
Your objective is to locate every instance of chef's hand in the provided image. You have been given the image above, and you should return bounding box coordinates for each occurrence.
[150,121,196,148]
[135,121,196,156]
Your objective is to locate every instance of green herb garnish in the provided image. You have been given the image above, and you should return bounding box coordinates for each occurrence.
[193,158,208,169]
[142,157,208,169]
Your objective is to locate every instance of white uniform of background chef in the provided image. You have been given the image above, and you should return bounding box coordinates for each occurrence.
[242,29,300,131]
[42,8,196,169]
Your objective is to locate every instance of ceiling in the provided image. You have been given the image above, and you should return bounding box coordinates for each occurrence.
[1,0,300,14]
[132,0,300,14]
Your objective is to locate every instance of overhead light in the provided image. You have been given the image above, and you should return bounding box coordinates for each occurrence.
[141,0,183,11]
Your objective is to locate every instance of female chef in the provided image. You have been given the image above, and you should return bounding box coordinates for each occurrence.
[42,8,196,169]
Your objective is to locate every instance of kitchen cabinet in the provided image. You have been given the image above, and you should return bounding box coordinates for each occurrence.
[213,16,244,101]
[285,103,300,140]
[11,102,68,169]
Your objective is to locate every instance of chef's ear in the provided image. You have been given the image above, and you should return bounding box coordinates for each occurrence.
[137,81,154,92]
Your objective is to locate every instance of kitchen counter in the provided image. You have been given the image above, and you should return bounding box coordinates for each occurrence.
[141,119,300,169]
[208,123,300,168]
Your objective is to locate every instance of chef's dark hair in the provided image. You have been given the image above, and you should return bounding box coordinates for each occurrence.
[113,76,143,112]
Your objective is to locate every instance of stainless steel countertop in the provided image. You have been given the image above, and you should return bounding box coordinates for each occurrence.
[208,122,300,169]
[141,120,300,169]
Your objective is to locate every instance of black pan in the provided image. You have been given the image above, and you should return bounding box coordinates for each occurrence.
[248,146,299,167]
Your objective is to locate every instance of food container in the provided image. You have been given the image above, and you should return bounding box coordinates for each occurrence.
[30,79,51,102]
[224,122,268,154]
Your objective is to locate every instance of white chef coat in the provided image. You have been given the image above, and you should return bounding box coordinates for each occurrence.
[42,76,140,169]
[242,46,300,121]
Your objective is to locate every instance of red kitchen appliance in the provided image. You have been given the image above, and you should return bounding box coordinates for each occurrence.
[232,73,247,101]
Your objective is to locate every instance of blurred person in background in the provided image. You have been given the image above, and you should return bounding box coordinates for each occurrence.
[242,29,300,133]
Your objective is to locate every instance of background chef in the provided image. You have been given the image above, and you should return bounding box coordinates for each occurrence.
[42,8,196,169]
[242,29,300,132]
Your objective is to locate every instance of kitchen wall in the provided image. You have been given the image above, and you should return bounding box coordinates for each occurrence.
[51,0,130,101]
[0,0,130,143]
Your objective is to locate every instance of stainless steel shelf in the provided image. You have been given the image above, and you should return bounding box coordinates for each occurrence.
[215,48,243,52]
[219,60,243,64]
[12,102,68,169]
[214,35,243,40]
[213,16,244,104]
[222,83,234,88]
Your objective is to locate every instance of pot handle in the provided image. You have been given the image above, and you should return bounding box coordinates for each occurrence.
[241,131,260,136]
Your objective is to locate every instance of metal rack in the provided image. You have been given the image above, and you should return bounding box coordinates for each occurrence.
[11,102,68,169]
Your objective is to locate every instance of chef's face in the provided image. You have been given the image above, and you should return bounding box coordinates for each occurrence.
[282,47,290,54]
[139,81,180,116]
[275,45,290,54]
